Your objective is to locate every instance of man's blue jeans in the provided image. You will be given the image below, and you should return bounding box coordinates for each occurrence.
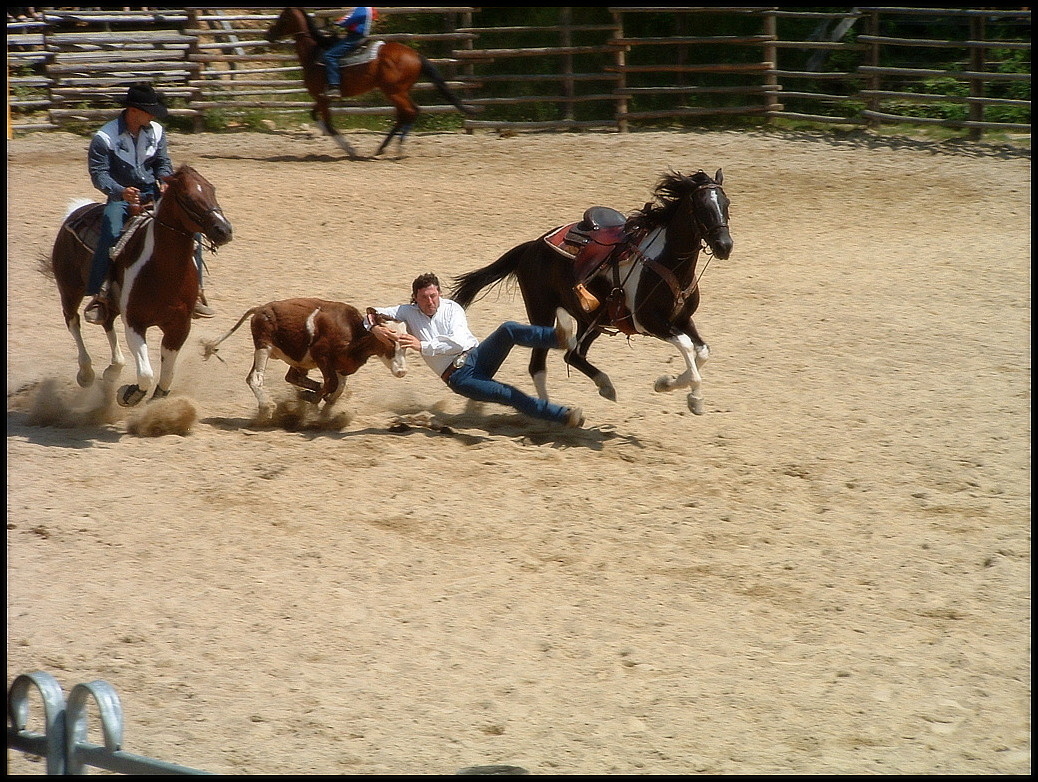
[321,35,363,87]
[87,198,205,296]
[87,199,129,295]
[446,321,569,424]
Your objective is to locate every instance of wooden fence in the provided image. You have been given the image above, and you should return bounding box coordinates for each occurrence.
[6,7,1031,139]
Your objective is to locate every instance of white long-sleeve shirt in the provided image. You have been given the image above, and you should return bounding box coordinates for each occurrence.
[373,298,479,377]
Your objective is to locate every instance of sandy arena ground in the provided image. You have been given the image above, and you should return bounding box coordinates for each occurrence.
[6,125,1031,775]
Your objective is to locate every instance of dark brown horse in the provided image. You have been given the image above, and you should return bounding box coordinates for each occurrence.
[451,170,733,415]
[265,7,478,160]
[49,165,233,407]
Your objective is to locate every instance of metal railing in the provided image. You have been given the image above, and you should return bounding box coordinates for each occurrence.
[7,671,212,776]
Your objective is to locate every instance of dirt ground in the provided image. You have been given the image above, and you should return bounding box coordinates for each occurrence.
[6,125,1031,775]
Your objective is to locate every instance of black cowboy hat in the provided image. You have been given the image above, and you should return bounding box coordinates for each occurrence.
[120,83,168,120]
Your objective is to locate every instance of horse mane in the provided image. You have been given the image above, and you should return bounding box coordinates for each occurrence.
[627,170,714,233]
[300,8,336,48]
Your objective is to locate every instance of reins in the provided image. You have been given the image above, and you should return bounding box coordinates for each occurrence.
[618,180,727,319]
[153,190,224,253]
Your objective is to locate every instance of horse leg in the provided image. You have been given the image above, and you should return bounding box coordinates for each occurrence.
[566,329,616,402]
[247,347,276,423]
[117,327,153,407]
[151,343,182,400]
[654,332,709,415]
[375,97,417,158]
[65,312,96,387]
[313,101,361,161]
[100,323,126,392]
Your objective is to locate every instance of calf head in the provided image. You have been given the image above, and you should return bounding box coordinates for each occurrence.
[366,310,409,378]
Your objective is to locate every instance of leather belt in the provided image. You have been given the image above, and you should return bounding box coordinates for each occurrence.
[441,351,469,383]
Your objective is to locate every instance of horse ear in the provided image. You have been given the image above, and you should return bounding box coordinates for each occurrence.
[714,169,723,185]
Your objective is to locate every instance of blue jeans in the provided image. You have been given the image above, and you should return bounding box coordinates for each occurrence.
[446,321,569,424]
[88,199,129,295]
[321,35,363,87]
[87,198,206,296]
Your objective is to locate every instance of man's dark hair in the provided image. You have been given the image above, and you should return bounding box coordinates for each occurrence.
[411,272,440,302]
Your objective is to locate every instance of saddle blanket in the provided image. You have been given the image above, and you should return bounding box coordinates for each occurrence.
[341,38,383,67]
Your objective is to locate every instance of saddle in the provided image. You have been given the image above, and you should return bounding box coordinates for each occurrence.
[542,206,629,315]
[339,38,383,67]
[64,204,152,260]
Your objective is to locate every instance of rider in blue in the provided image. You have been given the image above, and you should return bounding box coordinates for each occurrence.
[321,6,377,100]
[83,83,214,324]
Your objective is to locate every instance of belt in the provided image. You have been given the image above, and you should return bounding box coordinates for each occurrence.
[441,351,469,383]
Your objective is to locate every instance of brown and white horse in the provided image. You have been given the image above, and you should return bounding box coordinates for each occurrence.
[49,164,233,406]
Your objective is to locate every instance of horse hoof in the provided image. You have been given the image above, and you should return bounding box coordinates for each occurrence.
[151,387,170,400]
[117,384,147,407]
[598,384,617,402]
[687,394,704,415]
[654,376,676,393]
[76,368,95,388]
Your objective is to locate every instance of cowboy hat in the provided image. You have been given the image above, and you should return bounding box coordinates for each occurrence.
[120,83,168,120]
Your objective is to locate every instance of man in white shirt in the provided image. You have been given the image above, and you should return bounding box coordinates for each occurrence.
[371,272,584,428]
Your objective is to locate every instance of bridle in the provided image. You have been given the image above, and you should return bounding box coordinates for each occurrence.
[630,180,728,313]
[153,187,224,252]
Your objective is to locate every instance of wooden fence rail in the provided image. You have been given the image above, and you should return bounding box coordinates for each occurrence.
[6,7,1031,139]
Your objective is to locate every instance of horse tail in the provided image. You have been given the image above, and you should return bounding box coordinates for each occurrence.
[199,306,262,362]
[419,55,480,117]
[450,242,529,307]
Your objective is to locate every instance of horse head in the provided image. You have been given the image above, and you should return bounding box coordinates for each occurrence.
[266,7,327,45]
[159,165,233,249]
[264,7,296,43]
[686,169,733,261]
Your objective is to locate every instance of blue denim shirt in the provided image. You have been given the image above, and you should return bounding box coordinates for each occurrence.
[87,112,174,202]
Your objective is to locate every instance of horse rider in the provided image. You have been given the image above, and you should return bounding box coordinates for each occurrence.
[368,272,585,429]
[321,6,377,100]
[84,83,215,325]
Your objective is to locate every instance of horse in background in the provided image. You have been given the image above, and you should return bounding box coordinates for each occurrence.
[265,6,479,160]
[451,169,733,415]
[48,164,233,407]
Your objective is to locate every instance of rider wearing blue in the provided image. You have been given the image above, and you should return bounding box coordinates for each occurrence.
[84,83,214,325]
[321,6,377,100]
[370,273,585,428]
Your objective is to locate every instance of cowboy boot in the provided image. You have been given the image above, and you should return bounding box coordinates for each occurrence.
[193,289,215,319]
[83,282,110,325]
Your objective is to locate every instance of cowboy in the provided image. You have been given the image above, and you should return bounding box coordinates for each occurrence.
[369,272,585,429]
[84,83,214,324]
[321,6,377,100]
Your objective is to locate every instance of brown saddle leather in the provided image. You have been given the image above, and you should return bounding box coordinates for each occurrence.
[62,203,152,259]
[542,206,628,282]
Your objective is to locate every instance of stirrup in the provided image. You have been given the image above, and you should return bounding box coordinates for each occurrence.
[83,296,108,325]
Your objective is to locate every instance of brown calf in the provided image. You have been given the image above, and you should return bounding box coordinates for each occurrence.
[201,298,408,422]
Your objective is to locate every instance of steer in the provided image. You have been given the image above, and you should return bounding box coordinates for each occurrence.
[201,298,408,423]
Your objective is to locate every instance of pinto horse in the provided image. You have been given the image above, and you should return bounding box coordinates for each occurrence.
[451,169,733,415]
[49,164,233,407]
[265,7,477,160]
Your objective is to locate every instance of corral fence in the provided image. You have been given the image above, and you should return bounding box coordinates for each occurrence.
[7,7,1030,140]
[7,671,212,775]
[6,671,524,775]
